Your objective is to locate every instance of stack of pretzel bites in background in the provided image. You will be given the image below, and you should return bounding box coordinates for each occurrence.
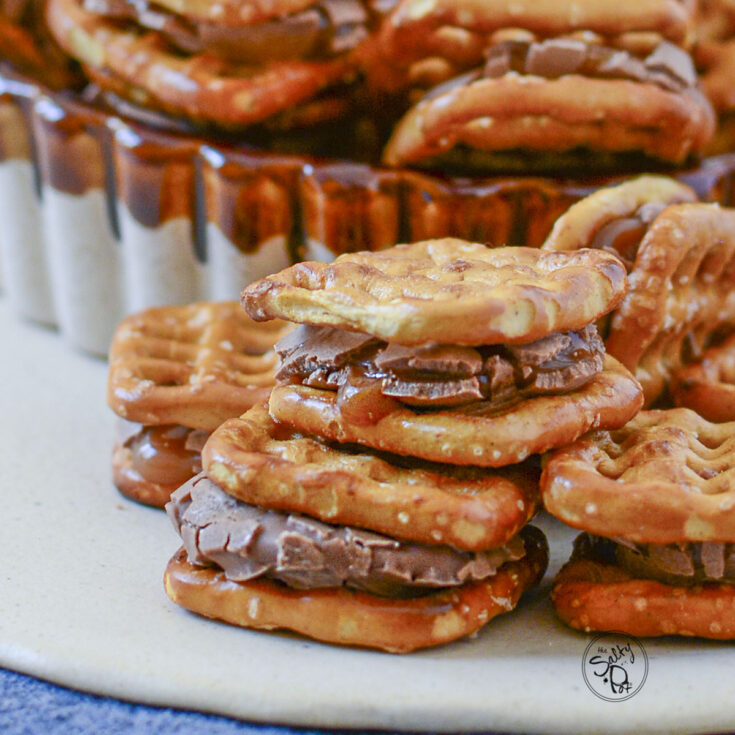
[538,175,735,640]
[3,0,735,357]
[42,0,717,166]
[376,0,715,171]
[161,239,648,651]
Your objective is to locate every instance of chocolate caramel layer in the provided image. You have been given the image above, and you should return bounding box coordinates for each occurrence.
[116,418,208,487]
[587,534,735,586]
[275,323,605,408]
[83,0,368,62]
[167,474,527,598]
[421,38,699,110]
[589,201,668,271]
[484,39,696,92]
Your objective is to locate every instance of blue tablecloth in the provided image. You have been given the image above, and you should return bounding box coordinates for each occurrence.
[0,667,357,735]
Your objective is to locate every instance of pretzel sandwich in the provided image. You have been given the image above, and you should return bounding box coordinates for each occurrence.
[376,0,695,81]
[164,406,548,651]
[46,0,361,129]
[382,35,713,171]
[543,178,735,406]
[243,239,643,466]
[165,526,548,653]
[107,302,288,506]
[544,409,735,639]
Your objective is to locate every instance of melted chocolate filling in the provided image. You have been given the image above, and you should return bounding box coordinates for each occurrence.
[422,39,698,105]
[167,473,527,598]
[586,534,735,586]
[83,0,368,62]
[275,323,605,410]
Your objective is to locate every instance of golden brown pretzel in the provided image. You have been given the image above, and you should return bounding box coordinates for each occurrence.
[377,0,694,76]
[382,65,714,169]
[542,408,735,544]
[541,175,697,254]
[46,0,357,127]
[202,403,540,551]
[552,536,735,639]
[544,188,735,405]
[267,356,643,467]
[164,526,548,652]
[135,0,323,27]
[697,38,735,112]
[604,203,735,404]
[107,302,288,432]
[242,240,628,346]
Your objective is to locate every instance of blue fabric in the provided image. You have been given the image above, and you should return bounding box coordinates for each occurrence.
[0,667,342,735]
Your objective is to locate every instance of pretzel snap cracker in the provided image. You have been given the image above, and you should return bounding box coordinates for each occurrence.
[542,175,697,255]
[545,190,735,405]
[377,0,694,75]
[267,356,643,467]
[164,526,548,653]
[383,68,714,169]
[46,0,356,128]
[202,403,538,551]
[242,240,627,346]
[107,302,289,432]
[542,408,735,544]
[552,534,735,639]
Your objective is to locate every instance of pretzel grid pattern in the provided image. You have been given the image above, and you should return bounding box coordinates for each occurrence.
[544,187,735,405]
[242,239,627,345]
[108,302,288,431]
[541,408,735,543]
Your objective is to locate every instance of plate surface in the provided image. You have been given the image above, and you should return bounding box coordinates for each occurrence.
[2,301,733,735]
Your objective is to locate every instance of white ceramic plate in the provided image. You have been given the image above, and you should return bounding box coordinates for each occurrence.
[2,301,733,735]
